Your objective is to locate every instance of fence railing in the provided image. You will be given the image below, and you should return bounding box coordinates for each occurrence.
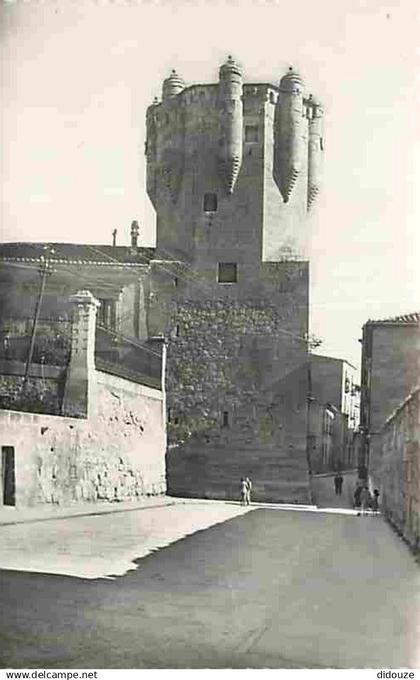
[94,325,162,389]
[0,320,162,390]
[0,320,71,367]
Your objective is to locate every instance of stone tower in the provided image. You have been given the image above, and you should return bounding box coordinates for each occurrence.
[146,58,324,503]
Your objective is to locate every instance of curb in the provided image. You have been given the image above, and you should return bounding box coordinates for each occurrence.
[0,499,178,527]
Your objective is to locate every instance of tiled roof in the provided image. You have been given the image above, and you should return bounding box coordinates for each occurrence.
[366,312,420,325]
[0,242,156,266]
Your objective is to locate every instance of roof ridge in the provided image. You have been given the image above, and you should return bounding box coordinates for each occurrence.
[367,311,420,325]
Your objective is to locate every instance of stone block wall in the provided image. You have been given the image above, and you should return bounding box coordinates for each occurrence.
[368,324,420,434]
[0,369,166,507]
[371,388,420,551]
[149,258,311,503]
[166,351,311,504]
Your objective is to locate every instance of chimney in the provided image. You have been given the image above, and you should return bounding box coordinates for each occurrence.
[112,228,117,247]
[130,220,139,249]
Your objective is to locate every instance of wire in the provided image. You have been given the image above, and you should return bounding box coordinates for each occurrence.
[0,247,311,345]
[96,324,162,358]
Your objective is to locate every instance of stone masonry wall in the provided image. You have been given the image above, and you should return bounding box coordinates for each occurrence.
[0,369,166,507]
[371,388,420,551]
[166,360,310,503]
[159,267,311,503]
[370,324,420,434]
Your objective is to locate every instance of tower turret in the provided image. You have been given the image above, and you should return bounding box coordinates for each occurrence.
[275,67,306,203]
[307,95,324,209]
[218,56,243,194]
[162,69,185,100]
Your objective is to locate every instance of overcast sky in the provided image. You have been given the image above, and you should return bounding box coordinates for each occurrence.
[1,0,419,368]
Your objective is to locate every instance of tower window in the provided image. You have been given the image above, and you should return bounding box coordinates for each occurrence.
[218,263,237,284]
[203,193,217,212]
[245,125,258,143]
[222,411,229,427]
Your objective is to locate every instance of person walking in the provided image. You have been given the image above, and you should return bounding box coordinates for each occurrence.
[245,477,252,506]
[334,472,343,496]
[359,486,371,516]
[353,483,362,510]
[371,489,380,514]
[240,478,248,506]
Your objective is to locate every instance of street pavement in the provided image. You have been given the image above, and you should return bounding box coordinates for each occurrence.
[0,501,419,669]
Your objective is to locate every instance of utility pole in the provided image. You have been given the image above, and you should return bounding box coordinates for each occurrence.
[305,333,322,505]
[306,354,315,504]
[23,246,54,387]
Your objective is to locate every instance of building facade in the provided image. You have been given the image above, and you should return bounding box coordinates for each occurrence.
[360,312,420,475]
[308,354,359,473]
[373,387,420,552]
[146,58,325,502]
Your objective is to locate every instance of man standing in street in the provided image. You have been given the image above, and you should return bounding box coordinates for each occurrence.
[334,472,344,496]
[240,478,248,506]
[245,477,252,505]
[359,486,371,515]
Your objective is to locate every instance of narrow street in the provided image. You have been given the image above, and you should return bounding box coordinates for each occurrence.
[311,470,359,509]
[0,501,419,669]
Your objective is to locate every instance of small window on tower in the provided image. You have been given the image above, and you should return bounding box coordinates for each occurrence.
[245,125,258,143]
[222,411,229,428]
[203,193,217,212]
[218,263,237,284]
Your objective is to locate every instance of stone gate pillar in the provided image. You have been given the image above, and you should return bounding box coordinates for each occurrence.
[62,290,100,418]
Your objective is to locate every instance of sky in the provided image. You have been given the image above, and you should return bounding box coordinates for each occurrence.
[1,0,419,369]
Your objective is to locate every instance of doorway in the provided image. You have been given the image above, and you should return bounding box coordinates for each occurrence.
[1,446,16,506]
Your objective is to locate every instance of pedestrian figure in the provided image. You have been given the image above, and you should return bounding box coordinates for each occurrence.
[240,478,248,506]
[353,485,362,510]
[360,486,371,515]
[245,477,252,505]
[372,489,380,514]
[334,472,343,496]
[3,335,10,359]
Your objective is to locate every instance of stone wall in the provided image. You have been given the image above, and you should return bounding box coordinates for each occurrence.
[0,369,166,507]
[149,258,311,503]
[367,324,420,434]
[371,388,420,551]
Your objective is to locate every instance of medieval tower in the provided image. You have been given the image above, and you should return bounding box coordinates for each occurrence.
[145,57,324,502]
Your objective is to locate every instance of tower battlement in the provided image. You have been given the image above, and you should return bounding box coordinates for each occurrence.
[146,58,324,263]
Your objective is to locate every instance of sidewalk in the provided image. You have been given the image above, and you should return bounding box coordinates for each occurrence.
[0,494,364,528]
[0,495,179,526]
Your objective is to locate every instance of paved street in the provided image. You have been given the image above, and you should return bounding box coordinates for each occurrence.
[0,502,419,669]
